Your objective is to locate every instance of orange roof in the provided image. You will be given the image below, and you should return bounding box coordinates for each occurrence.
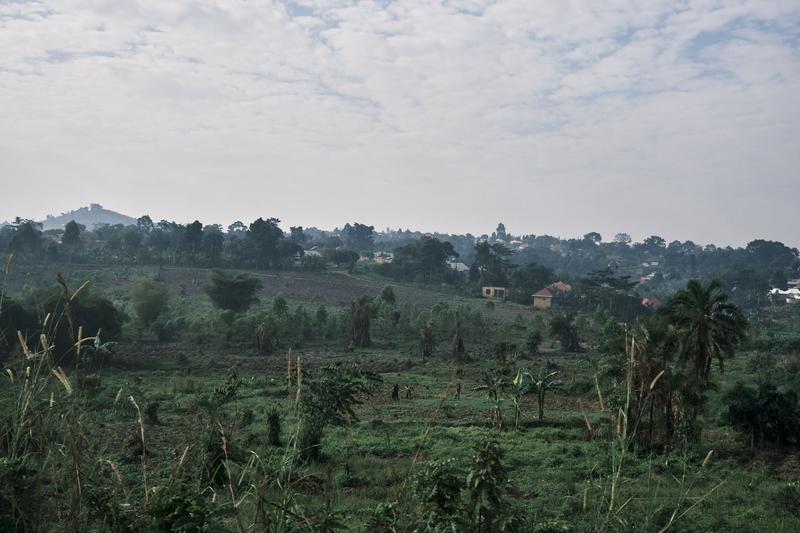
[533,288,553,298]
[642,297,663,308]
[548,281,572,293]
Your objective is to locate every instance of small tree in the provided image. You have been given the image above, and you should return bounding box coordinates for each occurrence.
[315,305,328,338]
[414,458,464,531]
[465,439,515,532]
[297,365,381,461]
[724,382,799,448]
[509,370,527,430]
[526,330,543,355]
[420,321,435,358]
[474,372,509,429]
[203,270,262,312]
[530,368,561,421]
[378,285,396,306]
[452,317,466,362]
[267,407,282,447]
[350,296,372,348]
[549,313,580,352]
[272,295,288,317]
[130,280,170,329]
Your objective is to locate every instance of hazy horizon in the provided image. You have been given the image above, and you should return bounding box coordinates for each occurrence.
[2,201,792,250]
[1,1,798,248]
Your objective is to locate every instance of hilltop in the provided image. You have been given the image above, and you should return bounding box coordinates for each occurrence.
[39,203,137,230]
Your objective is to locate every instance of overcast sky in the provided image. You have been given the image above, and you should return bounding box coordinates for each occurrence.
[1,1,798,247]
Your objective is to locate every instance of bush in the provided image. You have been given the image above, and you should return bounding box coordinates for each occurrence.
[526,330,543,355]
[0,294,38,362]
[549,313,581,352]
[0,458,41,531]
[130,280,170,328]
[297,365,381,461]
[746,352,776,374]
[147,478,217,531]
[723,382,800,447]
[42,288,126,365]
[212,371,242,404]
[267,408,282,447]
[203,270,262,312]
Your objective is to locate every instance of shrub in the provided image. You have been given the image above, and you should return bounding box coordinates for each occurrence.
[0,294,37,363]
[147,478,217,531]
[746,352,775,374]
[44,288,126,366]
[203,270,262,312]
[145,402,161,425]
[723,382,800,447]
[297,365,381,461]
[130,280,170,328]
[212,371,242,404]
[549,313,580,352]
[378,286,396,306]
[0,458,41,532]
[414,458,464,531]
[526,330,543,355]
[267,408,282,447]
[465,438,517,531]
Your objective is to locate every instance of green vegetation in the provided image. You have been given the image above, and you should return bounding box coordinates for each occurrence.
[0,220,798,531]
[203,269,263,312]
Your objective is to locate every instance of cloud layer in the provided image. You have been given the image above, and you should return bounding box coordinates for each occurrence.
[1,0,798,245]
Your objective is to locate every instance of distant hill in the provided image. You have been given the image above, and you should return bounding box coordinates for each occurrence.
[39,204,137,230]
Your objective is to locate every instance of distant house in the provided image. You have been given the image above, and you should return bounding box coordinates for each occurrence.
[769,287,800,304]
[532,288,553,309]
[639,272,657,284]
[532,281,571,309]
[482,286,508,300]
[447,260,470,273]
[304,249,322,258]
[547,281,572,294]
[374,251,394,264]
[641,297,663,310]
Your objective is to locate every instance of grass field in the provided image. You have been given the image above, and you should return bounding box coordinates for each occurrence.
[2,263,799,532]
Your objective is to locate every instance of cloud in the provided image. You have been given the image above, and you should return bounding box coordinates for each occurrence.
[0,0,798,246]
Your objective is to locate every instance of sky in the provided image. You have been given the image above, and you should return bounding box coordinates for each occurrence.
[0,0,798,247]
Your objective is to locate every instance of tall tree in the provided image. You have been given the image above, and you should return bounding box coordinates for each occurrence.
[661,279,747,382]
[289,226,307,244]
[247,217,284,269]
[341,223,375,254]
[472,241,513,286]
[137,215,154,234]
[183,220,204,256]
[62,220,83,248]
[388,237,457,281]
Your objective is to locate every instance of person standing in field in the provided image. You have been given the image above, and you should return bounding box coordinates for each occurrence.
[391,383,399,401]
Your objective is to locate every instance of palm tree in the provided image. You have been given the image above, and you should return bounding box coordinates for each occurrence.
[661,279,747,383]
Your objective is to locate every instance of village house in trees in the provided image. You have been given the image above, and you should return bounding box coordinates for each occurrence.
[481,286,508,300]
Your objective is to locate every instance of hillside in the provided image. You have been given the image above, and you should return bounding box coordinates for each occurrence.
[39,203,136,230]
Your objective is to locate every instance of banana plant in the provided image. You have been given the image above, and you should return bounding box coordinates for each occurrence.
[509,370,529,431]
[530,367,561,421]
[473,372,510,429]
